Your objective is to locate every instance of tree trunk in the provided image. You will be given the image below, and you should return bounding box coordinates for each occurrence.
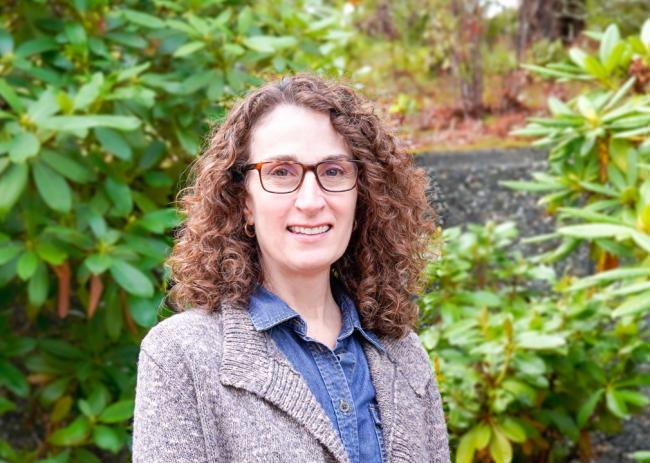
[516,0,586,59]
[449,0,484,118]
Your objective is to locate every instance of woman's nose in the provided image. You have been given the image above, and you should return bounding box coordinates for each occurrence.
[294,171,326,211]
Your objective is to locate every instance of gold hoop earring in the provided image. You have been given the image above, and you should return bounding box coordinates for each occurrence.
[353,219,358,231]
[244,222,256,238]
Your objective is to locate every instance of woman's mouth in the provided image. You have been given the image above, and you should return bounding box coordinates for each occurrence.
[287,225,332,235]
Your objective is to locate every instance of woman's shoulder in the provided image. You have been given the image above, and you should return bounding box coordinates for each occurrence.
[139,308,224,366]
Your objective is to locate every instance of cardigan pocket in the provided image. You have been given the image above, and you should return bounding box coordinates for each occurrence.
[369,402,388,463]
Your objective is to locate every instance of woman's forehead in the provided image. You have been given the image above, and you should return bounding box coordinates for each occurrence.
[249,104,350,162]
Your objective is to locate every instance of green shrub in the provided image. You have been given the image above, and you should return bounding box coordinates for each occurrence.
[0,1,350,461]
[419,18,650,463]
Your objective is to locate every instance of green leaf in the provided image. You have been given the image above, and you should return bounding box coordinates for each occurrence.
[558,223,633,240]
[516,332,566,350]
[39,115,140,132]
[17,250,38,280]
[40,339,85,359]
[0,78,24,113]
[617,389,650,407]
[172,41,206,58]
[603,77,637,112]
[85,384,110,416]
[73,73,104,111]
[606,389,629,418]
[110,260,153,297]
[40,150,96,183]
[0,359,29,397]
[612,290,650,318]
[98,400,134,423]
[548,410,580,441]
[137,208,181,233]
[577,95,597,120]
[27,89,60,123]
[569,48,588,69]
[472,423,492,449]
[0,242,22,265]
[15,36,58,58]
[569,267,650,291]
[0,29,13,55]
[104,177,133,216]
[122,9,165,28]
[419,326,439,350]
[631,450,650,463]
[64,21,87,46]
[0,396,17,415]
[577,389,604,428]
[28,261,49,306]
[33,161,72,213]
[243,35,297,53]
[84,254,113,274]
[599,24,621,65]
[40,377,71,405]
[116,62,151,83]
[92,425,123,453]
[641,18,650,51]
[9,132,40,163]
[35,241,67,265]
[489,428,513,463]
[128,293,162,328]
[94,127,132,161]
[548,97,574,116]
[499,418,526,443]
[0,164,29,216]
[48,415,91,446]
[455,431,477,463]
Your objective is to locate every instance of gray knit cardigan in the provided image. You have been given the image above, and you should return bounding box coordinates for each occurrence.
[132,306,451,462]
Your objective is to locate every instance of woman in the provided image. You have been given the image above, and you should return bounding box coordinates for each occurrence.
[133,74,450,462]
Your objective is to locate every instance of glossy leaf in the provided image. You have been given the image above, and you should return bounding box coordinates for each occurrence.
[95,128,132,161]
[109,260,154,297]
[0,359,29,397]
[33,161,72,213]
[9,131,40,163]
[92,425,123,453]
[0,162,28,215]
[48,415,91,446]
[98,400,134,423]
[39,115,140,132]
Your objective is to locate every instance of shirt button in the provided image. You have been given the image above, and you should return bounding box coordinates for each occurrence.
[339,399,351,414]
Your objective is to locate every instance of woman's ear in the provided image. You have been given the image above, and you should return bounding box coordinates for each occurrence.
[243,199,253,225]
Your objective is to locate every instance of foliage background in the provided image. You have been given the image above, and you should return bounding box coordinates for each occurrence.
[1,1,650,462]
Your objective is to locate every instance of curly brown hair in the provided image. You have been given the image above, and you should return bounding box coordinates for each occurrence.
[166,73,436,339]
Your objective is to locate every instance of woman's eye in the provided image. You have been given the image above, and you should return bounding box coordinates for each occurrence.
[321,163,345,176]
[269,164,297,176]
[270,168,289,176]
[325,168,342,176]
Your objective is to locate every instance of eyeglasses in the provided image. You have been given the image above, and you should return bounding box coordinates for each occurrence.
[240,159,362,194]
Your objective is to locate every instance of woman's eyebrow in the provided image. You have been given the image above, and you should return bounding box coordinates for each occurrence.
[261,154,352,162]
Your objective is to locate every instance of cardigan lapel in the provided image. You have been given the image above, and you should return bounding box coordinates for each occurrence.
[364,333,433,463]
[219,306,350,463]
[363,340,397,459]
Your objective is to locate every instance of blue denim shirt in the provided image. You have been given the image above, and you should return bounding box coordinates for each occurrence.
[248,280,387,463]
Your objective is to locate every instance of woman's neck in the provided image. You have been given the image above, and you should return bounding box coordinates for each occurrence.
[263,269,338,325]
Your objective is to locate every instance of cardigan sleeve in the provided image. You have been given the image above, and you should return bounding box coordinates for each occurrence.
[132,344,209,463]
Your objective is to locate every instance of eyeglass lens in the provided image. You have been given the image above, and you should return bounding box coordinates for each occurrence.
[260,161,358,193]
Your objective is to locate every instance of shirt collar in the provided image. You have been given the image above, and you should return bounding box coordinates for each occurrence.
[248,279,385,353]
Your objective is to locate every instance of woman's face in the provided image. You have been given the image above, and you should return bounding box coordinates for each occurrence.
[244,104,358,279]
